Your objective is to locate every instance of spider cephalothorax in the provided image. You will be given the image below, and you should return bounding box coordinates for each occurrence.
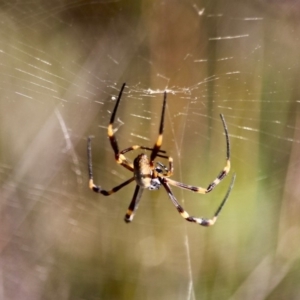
[88,83,235,226]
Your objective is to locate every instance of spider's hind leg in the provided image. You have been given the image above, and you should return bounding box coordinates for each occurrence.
[161,174,236,226]
[164,114,231,194]
[206,114,231,193]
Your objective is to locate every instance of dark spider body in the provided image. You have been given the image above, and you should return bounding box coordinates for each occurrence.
[88,83,236,226]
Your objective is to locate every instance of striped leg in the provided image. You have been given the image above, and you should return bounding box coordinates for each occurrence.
[205,114,231,192]
[164,166,229,194]
[89,176,135,195]
[124,185,144,223]
[160,174,236,226]
[164,114,230,194]
[106,83,133,171]
[107,84,168,172]
[165,156,174,176]
[150,91,167,163]
[107,83,126,157]
[120,145,167,155]
[88,135,135,194]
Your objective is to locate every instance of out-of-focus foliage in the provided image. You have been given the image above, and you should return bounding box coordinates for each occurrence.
[1,1,300,299]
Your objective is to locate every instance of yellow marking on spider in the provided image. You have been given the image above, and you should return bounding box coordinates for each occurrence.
[213,178,221,185]
[119,154,126,161]
[108,124,113,137]
[197,187,207,194]
[156,134,163,147]
[208,217,217,226]
[126,209,133,215]
[224,160,231,173]
[89,179,94,189]
[116,154,127,164]
[181,211,190,219]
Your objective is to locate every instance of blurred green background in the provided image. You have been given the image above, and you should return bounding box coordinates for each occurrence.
[1,0,300,299]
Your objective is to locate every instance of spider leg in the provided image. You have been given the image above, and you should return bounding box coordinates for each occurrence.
[150,91,167,163]
[108,83,126,156]
[90,176,135,195]
[105,83,134,171]
[124,185,144,223]
[88,136,135,194]
[156,162,169,174]
[164,114,230,193]
[204,114,231,192]
[120,146,167,155]
[160,174,236,226]
[155,155,174,177]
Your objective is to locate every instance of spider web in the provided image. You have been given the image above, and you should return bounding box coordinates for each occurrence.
[0,1,300,299]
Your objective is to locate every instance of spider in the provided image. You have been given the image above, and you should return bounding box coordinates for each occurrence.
[88,83,236,226]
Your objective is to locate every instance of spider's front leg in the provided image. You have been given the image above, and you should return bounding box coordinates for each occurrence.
[106,83,134,172]
[147,91,174,176]
[150,91,167,164]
